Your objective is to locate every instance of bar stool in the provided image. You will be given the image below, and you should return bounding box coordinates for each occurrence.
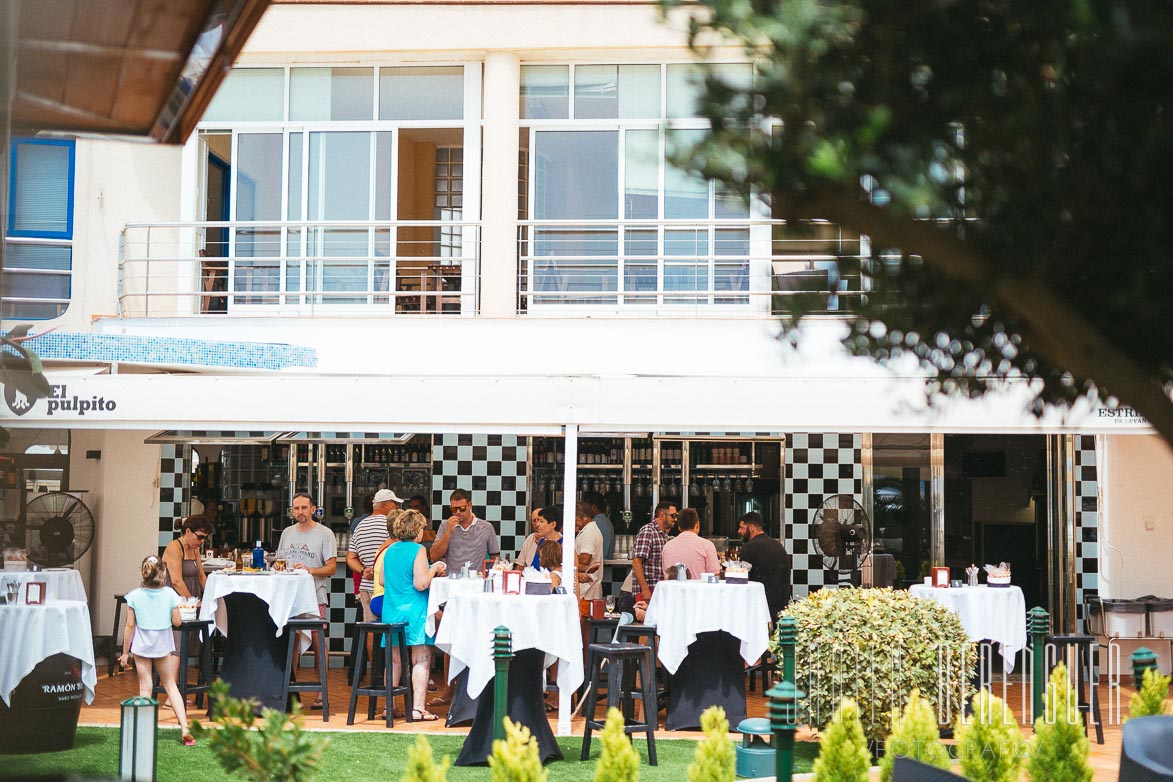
[347,622,413,727]
[282,618,330,721]
[580,642,658,765]
[1044,633,1104,744]
[153,620,212,708]
[108,594,127,677]
[586,617,620,645]
[615,624,667,711]
[746,649,775,692]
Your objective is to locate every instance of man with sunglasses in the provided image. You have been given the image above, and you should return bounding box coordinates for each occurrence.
[429,488,500,572]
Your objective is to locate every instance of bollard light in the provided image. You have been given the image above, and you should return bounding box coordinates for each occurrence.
[1131,647,1158,689]
[119,695,158,782]
[767,680,803,782]
[492,626,513,743]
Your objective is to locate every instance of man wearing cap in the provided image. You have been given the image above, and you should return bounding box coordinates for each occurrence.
[347,488,402,622]
[737,511,792,618]
[429,488,500,571]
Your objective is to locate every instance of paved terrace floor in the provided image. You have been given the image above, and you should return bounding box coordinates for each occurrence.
[81,663,1132,781]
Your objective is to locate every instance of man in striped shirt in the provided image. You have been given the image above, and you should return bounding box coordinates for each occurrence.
[347,488,402,621]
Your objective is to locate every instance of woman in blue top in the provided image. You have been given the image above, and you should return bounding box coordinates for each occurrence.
[119,556,194,746]
[382,508,447,721]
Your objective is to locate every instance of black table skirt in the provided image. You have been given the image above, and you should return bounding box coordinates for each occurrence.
[445,668,479,727]
[0,653,85,754]
[666,630,746,731]
[219,593,291,711]
[455,648,563,766]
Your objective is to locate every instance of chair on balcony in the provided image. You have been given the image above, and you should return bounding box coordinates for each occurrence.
[1120,716,1173,782]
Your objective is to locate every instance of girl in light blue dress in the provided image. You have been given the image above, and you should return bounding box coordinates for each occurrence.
[381,509,446,720]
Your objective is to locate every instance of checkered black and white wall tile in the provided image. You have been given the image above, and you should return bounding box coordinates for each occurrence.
[785,433,864,598]
[157,444,190,552]
[1074,435,1099,632]
[431,434,529,559]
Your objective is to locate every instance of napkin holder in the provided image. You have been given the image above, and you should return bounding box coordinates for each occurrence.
[25,580,46,605]
[525,580,552,595]
[725,561,752,584]
[932,567,950,588]
[502,570,523,595]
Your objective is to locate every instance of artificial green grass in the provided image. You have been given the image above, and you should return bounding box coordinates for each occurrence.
[0,727,818,780]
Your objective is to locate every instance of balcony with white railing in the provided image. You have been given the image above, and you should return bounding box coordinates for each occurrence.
[117,220,480,318]
[516,219,866,317]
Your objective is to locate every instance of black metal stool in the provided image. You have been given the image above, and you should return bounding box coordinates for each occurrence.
[347,622,413,727]
[580,642,658,765]
[1044,633,1104,744]
[746,649,775,693]
[153,620,212,708]
[586,617,620,645]
[615,624,667,711]
[108,594,127,677]
[282,618,330,721]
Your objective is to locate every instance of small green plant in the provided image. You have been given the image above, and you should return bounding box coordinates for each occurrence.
[489,717,548,782]
[1027,664,1092,782]
[594,707,640,782]
[878,689,951,782]
[1128,666,1172,719]
[189,680,328,782]
[686,706,735,782]
[954,689,1027,782]
[812,698,871,782]
[401,733,450,782]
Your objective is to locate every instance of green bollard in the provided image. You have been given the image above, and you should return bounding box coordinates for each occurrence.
[1027,607,1050,722]
[1131,647,1158,689]
[777,616,797,686]
[493,626,512,742]
[767,680,802,782]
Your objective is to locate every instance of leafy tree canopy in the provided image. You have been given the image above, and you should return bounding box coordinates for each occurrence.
[663,0,1173,444]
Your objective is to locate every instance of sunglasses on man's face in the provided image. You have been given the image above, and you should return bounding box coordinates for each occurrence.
[451,505,469,513]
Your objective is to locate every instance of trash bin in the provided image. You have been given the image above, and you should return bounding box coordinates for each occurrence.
[1102,598,1148,638]
[0,653,86,754]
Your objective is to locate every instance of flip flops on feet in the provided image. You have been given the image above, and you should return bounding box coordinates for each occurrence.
[182,734,196,747]
[411,709,439,721]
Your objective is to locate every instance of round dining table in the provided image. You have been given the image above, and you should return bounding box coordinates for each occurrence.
[0,568,86,602]
[909,583,1027,671]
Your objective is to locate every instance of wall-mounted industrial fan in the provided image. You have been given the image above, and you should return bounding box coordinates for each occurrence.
[25,492,95,568]
[811,494,872,587]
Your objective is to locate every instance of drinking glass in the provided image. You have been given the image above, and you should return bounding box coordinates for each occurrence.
[605,594,616,616]
[4,580,17,604]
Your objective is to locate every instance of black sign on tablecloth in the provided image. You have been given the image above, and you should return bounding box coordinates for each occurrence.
[454,649,563,766]
[665,630,747,731]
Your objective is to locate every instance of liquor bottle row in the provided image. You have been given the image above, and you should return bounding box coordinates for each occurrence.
[531,438,683,466]
[310,442,433,465]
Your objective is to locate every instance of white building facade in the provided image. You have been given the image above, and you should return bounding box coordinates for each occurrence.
[2,1,1172,671]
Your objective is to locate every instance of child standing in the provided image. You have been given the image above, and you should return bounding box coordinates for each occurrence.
[119,555,195,746]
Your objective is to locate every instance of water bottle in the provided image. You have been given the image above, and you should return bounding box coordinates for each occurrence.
[252,541,265,570]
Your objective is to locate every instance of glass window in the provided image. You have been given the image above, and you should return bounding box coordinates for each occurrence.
[618,65,661,119]
[665,129,708,218]
[574,65,661,119]
[521,66,569,119]
[666,63,752,119]
[534,131,618,219]
[234,133,283,222]
[9,140,73,238]
[290,68,374,121]
[380,67,463,120]
[203,68,284,121]
[624,129,659,219]
[1,243,72,320]
[307,132,372,221]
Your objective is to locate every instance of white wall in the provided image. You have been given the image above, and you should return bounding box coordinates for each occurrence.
[1099,434,1173,599]
[69,430,162,635]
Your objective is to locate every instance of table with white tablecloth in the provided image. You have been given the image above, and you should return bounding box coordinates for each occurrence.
[0,600,96,752]
[435,591,582,766]
[425,576,485,637]
[199,572,320,710]
[0,568,86,603]
[909,584,1027,670]
[643,579,772,730]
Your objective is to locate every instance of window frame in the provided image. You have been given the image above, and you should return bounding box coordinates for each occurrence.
[7,137,76,241]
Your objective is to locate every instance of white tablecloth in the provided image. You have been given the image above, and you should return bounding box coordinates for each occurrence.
[643,580,772,674]
[0,600,96,707]
[199,572,319,637]
[434,592,584,699]
[425,577,485,636]
[0,569,86,602]
[909,584,1027,670]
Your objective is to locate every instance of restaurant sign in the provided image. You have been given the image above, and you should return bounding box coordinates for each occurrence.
[4,383,120,418]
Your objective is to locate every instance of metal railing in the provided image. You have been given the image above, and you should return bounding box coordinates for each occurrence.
[517,218,866,317]
[117,220,480,317]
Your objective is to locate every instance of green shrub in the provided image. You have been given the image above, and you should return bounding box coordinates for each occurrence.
[878,689,951,782]
[594,707,640,782]
[401,734,450,782]
[1027,664,1092,782]
[489,717,548,782]
[773,588,975,742]
[954,689,1027,782]
[189,680,328,782]
[1128,666,1172,719]
[812,698,871,782]
[686,706,735,782]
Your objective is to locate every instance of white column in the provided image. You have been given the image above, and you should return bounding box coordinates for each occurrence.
[479,52,521,317]
[559,423,579,736]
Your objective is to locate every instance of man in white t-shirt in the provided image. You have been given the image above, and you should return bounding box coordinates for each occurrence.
[574,502,604,600]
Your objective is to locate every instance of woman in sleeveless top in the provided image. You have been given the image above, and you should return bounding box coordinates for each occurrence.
[381,509,446,720]
[163,515,209,600]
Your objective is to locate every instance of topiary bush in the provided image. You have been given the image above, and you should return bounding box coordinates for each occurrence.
[772,588,976,743]
[954,689,1027,782]
[878,689,951,782]
[489,717,548,782]
[401,734,450,782]
[1027,664,1092,782]
[686,706,735,782]
[1128,666,1172,719]
[812,698,871,782]
[594,707,640,782]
